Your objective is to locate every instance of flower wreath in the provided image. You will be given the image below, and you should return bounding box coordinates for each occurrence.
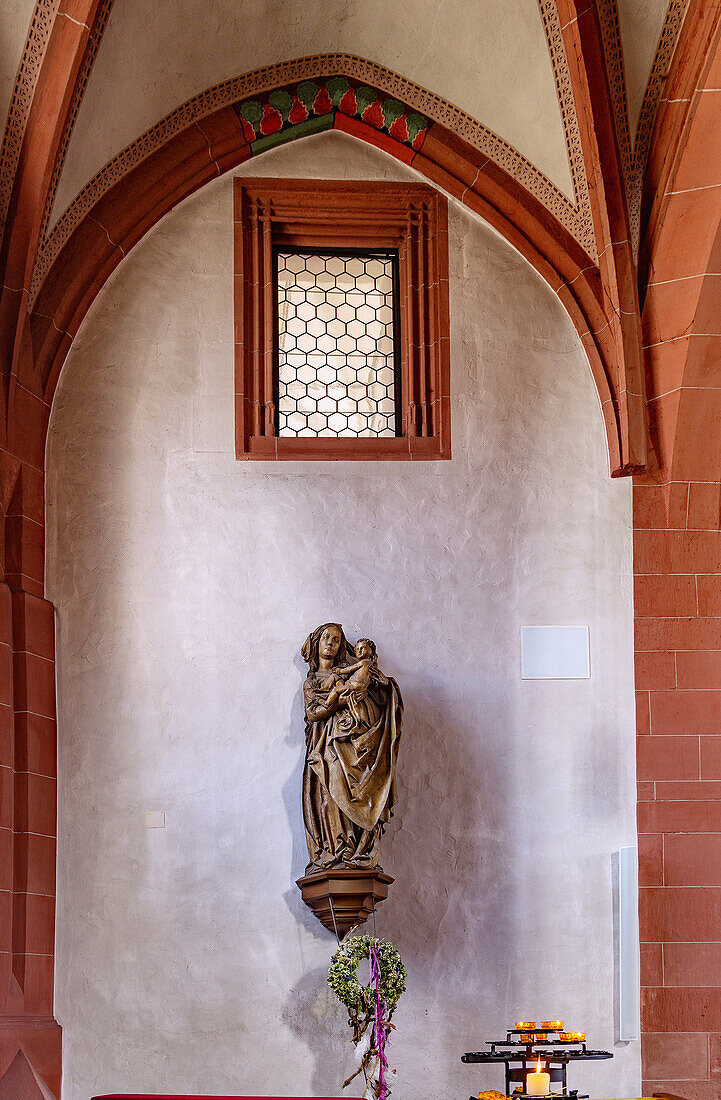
[328,935,406,1099]
[328,934,406,1021]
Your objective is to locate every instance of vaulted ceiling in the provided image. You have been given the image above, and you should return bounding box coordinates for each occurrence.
[51,0,574,216]
[0,0,687,250]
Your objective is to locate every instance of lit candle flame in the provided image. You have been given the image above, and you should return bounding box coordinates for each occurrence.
[536,1058,542,1074]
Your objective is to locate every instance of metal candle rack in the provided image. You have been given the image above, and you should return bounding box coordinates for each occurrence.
[461,1027,613,1098]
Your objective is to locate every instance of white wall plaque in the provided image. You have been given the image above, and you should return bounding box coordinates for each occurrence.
[521,625,590,679]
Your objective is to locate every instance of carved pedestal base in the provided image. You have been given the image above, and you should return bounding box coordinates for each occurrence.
[296,867,394,937]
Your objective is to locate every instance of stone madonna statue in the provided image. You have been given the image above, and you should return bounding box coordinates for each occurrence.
[301,623,403,872]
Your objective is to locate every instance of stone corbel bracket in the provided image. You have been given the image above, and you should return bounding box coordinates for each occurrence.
[297,867,394,938]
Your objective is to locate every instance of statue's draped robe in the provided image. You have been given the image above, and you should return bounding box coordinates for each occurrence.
[303,666,403,869]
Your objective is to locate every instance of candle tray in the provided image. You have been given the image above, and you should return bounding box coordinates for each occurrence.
[503,1094,586,1100]
[462,1026,611,1097]
[499,1093,586,1100]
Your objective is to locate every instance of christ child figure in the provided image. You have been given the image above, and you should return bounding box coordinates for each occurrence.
[325,638,389,729]
[327,638,377,706]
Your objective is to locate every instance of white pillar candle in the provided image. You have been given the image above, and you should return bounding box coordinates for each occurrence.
[526,1059,550,1096]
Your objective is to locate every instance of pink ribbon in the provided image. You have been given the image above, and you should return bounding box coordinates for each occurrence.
[370,944,388,1100]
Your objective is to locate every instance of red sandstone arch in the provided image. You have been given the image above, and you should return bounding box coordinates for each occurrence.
[555,0,646,474]
[0,0,107,441]
[26,61,639,479]
[641,0,721,486]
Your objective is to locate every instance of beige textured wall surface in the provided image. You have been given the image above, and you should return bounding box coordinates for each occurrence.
[49,0,574,226]
[617,0,670,140]
[46,132,640,1100]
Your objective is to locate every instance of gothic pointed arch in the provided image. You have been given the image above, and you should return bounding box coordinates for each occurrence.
[28,57,641,476]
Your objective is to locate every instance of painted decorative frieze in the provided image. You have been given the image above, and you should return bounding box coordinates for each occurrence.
[233,77,430,154]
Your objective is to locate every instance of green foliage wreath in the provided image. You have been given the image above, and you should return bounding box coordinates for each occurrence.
[328,934,406,1035]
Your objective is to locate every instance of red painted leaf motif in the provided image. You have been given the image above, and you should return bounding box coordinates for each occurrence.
[388,116,409,143]
[411,128,427,150]
[289,96,309,125]
[338,88,357,115]
[260,104,284,135]
[240,119,257,143]
[313,86,333,114]
[363,99,385,130]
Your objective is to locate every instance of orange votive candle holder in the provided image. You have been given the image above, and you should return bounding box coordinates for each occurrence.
[540,1020,564,1030]
[559,1031,586,1042]
[515,1021,536,1030]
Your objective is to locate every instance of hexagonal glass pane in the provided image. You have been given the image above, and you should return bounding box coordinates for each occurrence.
[297,364,315,385]
[325,255,345,277]
[317,364,336,386]
[286,380,306,400]
[336,333,356,355]
[345,256,366,279]
[296,300,315,322]
[286,411,307,433]
[305,254,326,276]
[296,333,316,354]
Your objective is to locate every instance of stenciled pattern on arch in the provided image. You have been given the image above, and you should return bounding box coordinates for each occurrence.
[39,0,114,244]
[629,0,689,247]
[537,0,591,244]
[0,0,60,237]
[595,0,632,183]
[235,77,430,152]
[592,0,690,250]
[0,0,114,248]
[31,53,593,304]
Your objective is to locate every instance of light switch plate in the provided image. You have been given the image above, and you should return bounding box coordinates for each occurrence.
[145,810,165,828]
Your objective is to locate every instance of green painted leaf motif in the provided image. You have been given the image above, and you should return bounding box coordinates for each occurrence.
[325,76,350,107]
[382,99,405,127]
[406,112,429,144]
[238,100,263,126]
[354,85,376,117]
[268,89,293,120]
[297,81,319,110]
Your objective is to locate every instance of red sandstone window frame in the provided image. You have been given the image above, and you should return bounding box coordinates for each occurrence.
[233,178,451,460]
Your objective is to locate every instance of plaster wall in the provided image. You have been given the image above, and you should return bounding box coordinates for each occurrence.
[617,0,670,139]
[46,132,640,1100]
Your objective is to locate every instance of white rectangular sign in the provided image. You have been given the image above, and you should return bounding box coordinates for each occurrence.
[521,625,590,679]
